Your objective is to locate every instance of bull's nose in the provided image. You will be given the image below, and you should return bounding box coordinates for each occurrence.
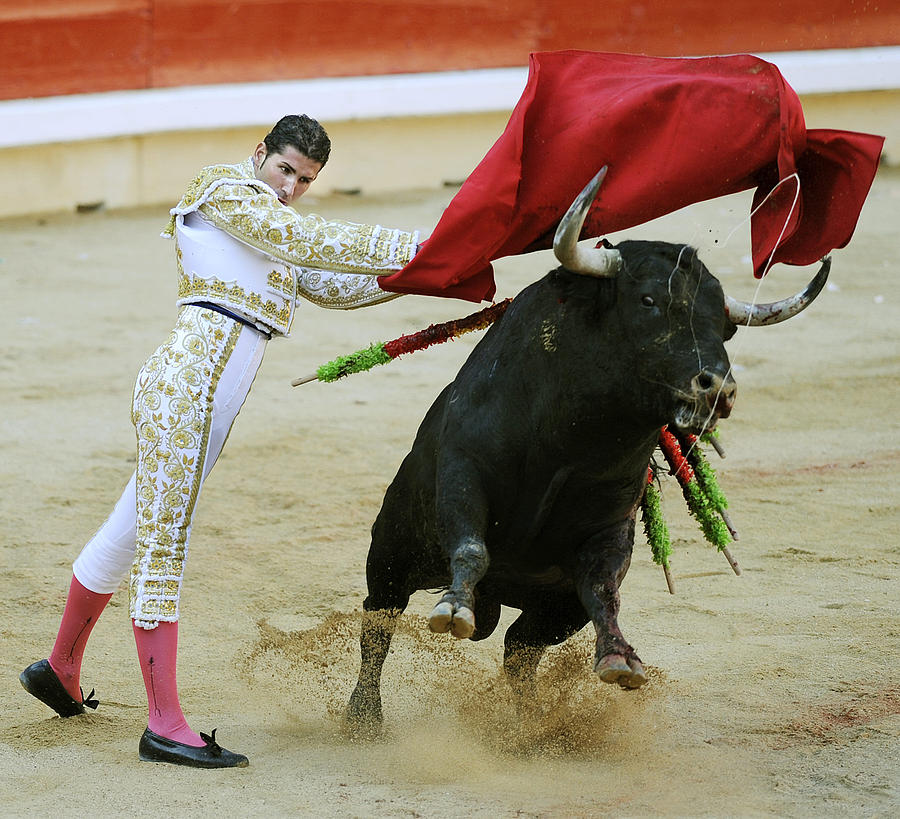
[693,370,737,417]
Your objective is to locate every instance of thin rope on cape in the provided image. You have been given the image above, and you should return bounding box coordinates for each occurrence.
[680,172,803,456]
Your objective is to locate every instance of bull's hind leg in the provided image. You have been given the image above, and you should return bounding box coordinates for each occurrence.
[428,459,491,639]
[574,520,648,689]
[503,593,590,702]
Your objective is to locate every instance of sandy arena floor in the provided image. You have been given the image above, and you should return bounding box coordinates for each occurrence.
[1,164,897,817]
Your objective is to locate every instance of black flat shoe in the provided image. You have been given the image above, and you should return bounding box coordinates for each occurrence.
[19,659,98,718]
[139,728,249,768]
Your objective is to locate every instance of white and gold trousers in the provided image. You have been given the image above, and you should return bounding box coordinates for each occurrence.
[73,305,267,628]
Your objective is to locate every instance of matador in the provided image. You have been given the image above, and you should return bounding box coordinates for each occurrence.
[20,114,419,768]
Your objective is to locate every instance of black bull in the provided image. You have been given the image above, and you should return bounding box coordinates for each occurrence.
[345,172,829,734]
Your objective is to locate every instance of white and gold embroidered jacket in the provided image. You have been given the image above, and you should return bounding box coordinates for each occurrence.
[162,157,419,336]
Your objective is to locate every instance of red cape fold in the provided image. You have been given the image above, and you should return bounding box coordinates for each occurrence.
[379,50,884,303]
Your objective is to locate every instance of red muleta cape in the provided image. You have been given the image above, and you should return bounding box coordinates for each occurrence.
[379,50,884,303]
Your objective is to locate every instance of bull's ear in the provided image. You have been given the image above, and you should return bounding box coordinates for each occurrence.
[549,265,615,305]
[724,319,739,341]
[549,266,586,300]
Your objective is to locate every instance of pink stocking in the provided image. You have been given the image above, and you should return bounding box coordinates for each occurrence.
[48,576,113,701]
[132,621,203,747]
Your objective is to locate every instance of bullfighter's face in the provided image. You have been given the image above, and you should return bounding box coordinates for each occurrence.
[253,143,322,205]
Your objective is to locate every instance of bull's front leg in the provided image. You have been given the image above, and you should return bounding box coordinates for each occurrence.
[573,518,648,689]
[428,455,490,640]
[345,511,414,739]
[345,604,403,739]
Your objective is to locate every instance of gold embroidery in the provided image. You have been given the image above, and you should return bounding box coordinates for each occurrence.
[295,268,400,310]
[129,307,241,627]
[165,156,417,332]
[176,253,292,331]
[166,157,417,273]
[162,160,272,237]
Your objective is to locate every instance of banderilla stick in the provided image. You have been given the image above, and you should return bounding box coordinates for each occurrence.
[291,299,512,387]
[707,434,727,458]
[662,562,676,594]
[721,545,742,576]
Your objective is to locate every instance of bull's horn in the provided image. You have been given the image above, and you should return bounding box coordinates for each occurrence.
[554,167,622,277]
[724,257,831,326]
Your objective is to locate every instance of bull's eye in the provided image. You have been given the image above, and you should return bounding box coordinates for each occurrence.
[641,295,655,307]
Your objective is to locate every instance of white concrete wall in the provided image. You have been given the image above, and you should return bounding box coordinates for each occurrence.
[0,48,897,219]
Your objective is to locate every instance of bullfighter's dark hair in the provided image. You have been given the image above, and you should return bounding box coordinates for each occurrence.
[264,115,331,167]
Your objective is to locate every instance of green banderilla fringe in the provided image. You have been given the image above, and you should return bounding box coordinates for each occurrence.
[682,479,732,550]
[316,342,392,383]
[641,481,672,568]
[687,442,730,512]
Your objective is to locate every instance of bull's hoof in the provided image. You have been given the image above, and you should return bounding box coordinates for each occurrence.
[595,653,648,689]
[427,601,475,639]
[343,687,384,742]
[342,713,384,742]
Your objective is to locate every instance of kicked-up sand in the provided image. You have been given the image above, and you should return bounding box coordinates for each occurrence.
[1,166,897,817]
